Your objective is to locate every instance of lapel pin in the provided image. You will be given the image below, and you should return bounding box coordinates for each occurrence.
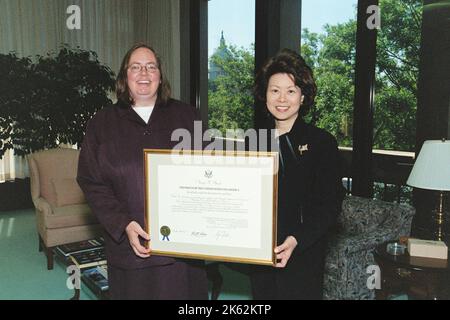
[298,144,309,155]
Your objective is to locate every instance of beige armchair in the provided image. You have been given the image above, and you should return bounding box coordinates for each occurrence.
[28,148,102,270]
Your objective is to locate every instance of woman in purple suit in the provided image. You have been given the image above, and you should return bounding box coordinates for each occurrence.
[77,44,208,299]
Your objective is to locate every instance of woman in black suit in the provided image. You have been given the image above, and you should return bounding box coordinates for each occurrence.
[250,48,343,300]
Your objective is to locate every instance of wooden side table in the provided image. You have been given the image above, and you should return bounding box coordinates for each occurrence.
[374,241,450,300]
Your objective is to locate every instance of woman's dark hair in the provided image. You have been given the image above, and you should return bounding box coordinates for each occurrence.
[254,48,317,117]
[116,43,171,106]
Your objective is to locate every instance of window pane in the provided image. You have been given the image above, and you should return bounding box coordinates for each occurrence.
[374,0,422,153]
[371,0,422,204]
[301,0,358,148]
[208,0,255,134]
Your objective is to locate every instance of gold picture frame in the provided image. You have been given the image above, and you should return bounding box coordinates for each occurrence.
[144,149,278,266]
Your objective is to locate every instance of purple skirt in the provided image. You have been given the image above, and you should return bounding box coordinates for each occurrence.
[108,259,208,300]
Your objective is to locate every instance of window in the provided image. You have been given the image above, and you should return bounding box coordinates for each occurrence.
[207,0,255,134]
[372,0,422,203]
[301,0,358,147]
[373,0,422,152]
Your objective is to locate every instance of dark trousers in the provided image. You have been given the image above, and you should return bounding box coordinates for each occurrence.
[108,260,208,300]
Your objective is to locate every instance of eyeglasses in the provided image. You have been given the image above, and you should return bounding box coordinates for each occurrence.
[128,63,159,74]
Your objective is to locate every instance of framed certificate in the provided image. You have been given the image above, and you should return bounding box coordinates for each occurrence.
[144,149,278,266]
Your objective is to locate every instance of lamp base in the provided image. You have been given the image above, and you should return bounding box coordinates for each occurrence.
[431,209,450,243]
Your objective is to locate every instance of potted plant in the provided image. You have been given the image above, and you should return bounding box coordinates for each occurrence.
[0,53,34,157]
[1,46,115,156]
[0,46,115,210]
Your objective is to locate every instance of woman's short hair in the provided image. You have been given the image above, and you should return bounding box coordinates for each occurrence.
[254,48,317,117]
[116,43,171,106]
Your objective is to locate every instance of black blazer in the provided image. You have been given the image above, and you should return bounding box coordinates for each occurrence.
[273,116,342,256]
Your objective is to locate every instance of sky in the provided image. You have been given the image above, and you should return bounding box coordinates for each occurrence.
[208,0,358,57]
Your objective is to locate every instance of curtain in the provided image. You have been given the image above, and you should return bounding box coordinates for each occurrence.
[0,150,28,181]
[0,0,181,180]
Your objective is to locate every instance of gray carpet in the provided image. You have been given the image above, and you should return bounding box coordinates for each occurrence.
[0,209,251,300]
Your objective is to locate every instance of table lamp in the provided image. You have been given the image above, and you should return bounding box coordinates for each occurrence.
[407,139,450,241]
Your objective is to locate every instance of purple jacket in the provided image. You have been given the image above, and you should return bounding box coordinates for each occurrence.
[77,99,200,269]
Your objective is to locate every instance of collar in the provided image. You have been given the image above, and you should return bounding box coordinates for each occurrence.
[116,99,166,125]
[281,116,309,145]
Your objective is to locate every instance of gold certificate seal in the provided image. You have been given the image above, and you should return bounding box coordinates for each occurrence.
[160,226,171,241]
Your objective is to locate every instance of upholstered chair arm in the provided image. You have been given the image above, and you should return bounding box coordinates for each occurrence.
[33,197,53,216]
[331,228,400,256]
[381,203,415,238]
[27,155,41,201]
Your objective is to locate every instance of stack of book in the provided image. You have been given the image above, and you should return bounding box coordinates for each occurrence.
[55,238,109,298]
[70,248,107,269]
[55,237,107,269]
[55,238,104,260]
[82,265,109,294]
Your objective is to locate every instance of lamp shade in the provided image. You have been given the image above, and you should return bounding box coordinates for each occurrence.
[407,140,450,191]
